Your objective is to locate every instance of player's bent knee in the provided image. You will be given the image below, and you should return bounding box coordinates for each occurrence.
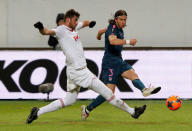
[61,91,78,107]
[69,97,77,105]
[62,97,77,107]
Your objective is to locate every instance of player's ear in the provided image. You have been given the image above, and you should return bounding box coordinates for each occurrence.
[114,17,118,23]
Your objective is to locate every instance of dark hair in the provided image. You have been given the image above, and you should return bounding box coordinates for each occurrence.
[64,9,80,21]
[56,13,65,26]
[108,10,127,24]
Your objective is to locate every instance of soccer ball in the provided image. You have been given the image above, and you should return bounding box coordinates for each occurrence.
[166,96,182,111]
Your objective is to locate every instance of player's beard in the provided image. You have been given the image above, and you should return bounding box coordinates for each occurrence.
[69,21,76,30]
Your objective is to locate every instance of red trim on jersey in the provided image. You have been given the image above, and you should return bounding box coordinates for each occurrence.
[63,25,73,32]
[66,28,73,32]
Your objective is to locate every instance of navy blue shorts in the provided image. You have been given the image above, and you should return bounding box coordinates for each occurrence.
[101,60,132,84]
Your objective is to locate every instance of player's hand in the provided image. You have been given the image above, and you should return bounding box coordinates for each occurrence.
[34,22,44,30]
[97,34,102,40]
[130,38,137,46]
[89,21,96,28]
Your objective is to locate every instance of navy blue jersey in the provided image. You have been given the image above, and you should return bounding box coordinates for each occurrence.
[102,24,124,67]
[101,24,133,84]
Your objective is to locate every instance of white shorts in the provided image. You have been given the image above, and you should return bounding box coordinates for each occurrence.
[66,79,80,92]
[66,66,96,91]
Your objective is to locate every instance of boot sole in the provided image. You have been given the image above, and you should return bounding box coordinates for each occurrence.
[151,87,161,94]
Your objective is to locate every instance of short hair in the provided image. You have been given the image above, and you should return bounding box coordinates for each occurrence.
[109,10,127,24]
[64,9,80,21]
[56,13,65,26]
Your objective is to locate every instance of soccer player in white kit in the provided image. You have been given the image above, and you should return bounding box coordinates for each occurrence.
[26,9,146,124]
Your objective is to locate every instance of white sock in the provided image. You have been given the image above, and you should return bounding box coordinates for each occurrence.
[108,96,134,115]
[85,108,90,114]
[37,91,78,116]
[37,99,62,116]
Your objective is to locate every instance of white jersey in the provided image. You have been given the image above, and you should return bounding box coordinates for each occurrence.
[53,22,86,69]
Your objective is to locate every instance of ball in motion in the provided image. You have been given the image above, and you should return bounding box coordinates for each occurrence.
[166,96,182,111]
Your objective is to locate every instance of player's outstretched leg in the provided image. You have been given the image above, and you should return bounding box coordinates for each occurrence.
[142,86,161,97]
[90,78,146,119]
[26,107,39,124]
[26,91,78,124]
[131,105,146,119]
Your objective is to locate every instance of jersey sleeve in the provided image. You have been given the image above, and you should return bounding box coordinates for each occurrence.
[51,26,64,39]
[105,25,117,37]
[105,24,117,39]
[75,22,83,30]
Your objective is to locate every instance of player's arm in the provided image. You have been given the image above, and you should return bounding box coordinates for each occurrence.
[108,34,137,46]
[97,28,107,40]
[34,22,56,36]
[76,20,96,30]
[82,20,96,28]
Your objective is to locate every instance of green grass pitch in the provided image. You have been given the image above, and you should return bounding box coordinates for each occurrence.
[0,100,191,131]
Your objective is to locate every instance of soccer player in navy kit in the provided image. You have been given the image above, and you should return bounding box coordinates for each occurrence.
[81,10,161,120]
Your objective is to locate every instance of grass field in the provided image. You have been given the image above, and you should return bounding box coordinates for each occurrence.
[0,100,191,131]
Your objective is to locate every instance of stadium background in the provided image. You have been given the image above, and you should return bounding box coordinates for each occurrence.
[0,1,192,130]
[0,0,192,48]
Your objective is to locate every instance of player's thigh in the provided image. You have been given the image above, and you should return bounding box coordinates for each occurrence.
[90,78,113,100]
[68,68,95,88]
[67,79,79,91]
[121,69,139,81]
[62,90,79,106]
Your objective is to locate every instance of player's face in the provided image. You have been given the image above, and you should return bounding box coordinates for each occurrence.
[69,16,79,30]
[115,15,127,29]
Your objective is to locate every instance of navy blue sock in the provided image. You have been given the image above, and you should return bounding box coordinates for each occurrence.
[86,95,106,112]
[132,79,145,91]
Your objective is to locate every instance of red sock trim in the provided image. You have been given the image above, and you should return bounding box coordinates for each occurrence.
[59,98,65,108]
[122,101,125,106]
[107,95,115,102]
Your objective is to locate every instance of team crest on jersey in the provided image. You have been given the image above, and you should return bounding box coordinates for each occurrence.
[73,35,79,41]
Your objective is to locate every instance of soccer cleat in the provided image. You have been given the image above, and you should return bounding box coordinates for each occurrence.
[142,86,161,97]
[81,105,89,120]
[26,107,39,124]
[131,105,146,119]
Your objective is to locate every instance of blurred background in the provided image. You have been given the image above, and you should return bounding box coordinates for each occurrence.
[0,0,192,48]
